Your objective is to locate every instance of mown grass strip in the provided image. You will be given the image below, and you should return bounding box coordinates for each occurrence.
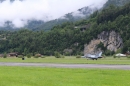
[0,66,130,86]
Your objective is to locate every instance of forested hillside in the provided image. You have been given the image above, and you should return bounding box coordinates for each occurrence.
[103,0,130,7]
[0,2,130,56]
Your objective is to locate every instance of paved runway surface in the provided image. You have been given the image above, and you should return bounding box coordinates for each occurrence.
[0,62,130,70]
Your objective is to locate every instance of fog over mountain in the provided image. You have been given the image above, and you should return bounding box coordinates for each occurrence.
[0,0,107,28]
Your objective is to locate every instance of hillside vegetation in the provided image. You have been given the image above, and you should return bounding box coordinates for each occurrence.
[0,2,130,55]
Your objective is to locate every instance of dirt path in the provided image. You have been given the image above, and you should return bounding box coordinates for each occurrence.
[0,62,130,70]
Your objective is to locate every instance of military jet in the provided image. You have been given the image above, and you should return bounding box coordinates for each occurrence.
[82,52,102,60]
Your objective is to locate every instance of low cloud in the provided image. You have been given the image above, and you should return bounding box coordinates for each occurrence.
[0,0,107,28]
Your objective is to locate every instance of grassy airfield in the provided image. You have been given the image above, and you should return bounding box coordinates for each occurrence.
[0,66,130,86]
[0,56,130,65]
[0,56,130,86]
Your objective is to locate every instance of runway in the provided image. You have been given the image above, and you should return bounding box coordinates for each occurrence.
[0,62,130,70]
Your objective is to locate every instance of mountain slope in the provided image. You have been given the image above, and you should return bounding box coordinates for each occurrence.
[35,6,97,31]
[1,1,130,55]
[1,0,130,31]
[103,0,130,7]
[0,1,99,31]
[32,0,130,31]
[35,0,130,31]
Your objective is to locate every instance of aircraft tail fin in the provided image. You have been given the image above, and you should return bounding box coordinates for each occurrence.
[98,52,102,57]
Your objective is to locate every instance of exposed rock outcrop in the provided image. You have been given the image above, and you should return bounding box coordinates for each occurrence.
[84,31,123,55]
[84,40,101,54]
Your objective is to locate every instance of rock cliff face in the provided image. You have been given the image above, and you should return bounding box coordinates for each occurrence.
[84,31,123,55]
[84,40,101,55]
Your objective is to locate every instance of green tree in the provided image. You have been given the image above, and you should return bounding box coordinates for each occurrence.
[54,51,61,58]
[3,52,7,58]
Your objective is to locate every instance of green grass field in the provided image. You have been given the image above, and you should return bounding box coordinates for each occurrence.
[0,57,130,86]
[0,56,130,65]
[0,66,130,86]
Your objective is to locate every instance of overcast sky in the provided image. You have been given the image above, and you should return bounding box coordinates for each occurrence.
[0,0,108,27]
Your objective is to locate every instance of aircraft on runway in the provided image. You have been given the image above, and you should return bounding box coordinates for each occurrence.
[82,52,102,60]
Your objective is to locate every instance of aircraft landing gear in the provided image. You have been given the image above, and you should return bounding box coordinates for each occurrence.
[92,58,97,60]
